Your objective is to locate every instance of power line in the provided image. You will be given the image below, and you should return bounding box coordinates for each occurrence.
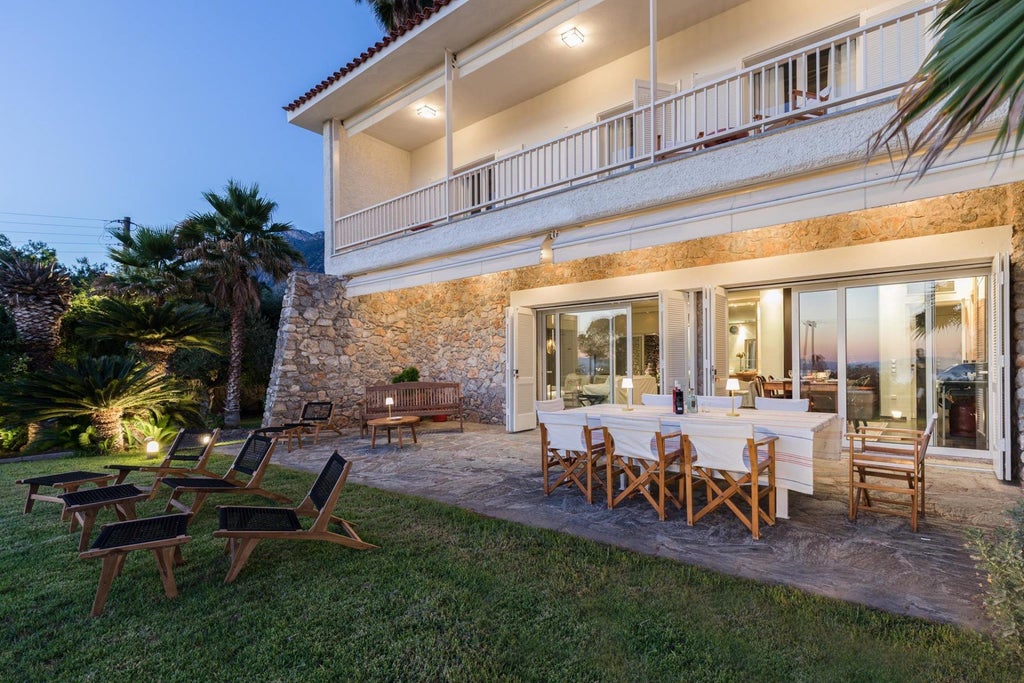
[0,219,113,230]
[0,210,113,222]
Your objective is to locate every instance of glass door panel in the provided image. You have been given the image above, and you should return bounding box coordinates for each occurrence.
[797,290,838,413]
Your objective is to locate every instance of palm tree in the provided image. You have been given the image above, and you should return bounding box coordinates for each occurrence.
[76,298,223,376]
[355,0,434,31]
[872,0,1024,176]
[178,180,303,427]
[3,355,198,451]
[100,225,189,300]
[0,253,73,369]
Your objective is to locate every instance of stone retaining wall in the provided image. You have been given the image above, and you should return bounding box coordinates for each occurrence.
[265,182,1024,477]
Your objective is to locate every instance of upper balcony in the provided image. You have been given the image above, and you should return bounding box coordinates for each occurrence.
[288,1,943,262]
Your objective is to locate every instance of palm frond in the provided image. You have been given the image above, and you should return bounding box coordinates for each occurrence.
[871,0,1024,177]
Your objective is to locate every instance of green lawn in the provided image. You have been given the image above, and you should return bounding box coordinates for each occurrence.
[1,454,1019,682]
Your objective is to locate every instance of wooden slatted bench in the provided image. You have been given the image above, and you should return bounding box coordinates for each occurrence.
[357,381,464,436]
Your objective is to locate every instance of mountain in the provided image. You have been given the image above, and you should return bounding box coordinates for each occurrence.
[284,229,324,273]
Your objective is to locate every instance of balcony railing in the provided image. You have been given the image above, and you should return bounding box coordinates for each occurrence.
[335,2,940,252]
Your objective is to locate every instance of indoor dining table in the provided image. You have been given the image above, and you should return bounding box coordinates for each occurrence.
[564,403,842,518]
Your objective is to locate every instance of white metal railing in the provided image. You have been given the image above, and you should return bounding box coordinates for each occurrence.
[335,2,940,252]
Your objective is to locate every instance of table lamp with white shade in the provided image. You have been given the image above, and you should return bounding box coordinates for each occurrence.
[385,396,395,419]
[621,377,635,411]
[726,378,741,416]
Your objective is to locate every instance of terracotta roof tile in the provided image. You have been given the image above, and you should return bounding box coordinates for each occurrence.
[284,0,454,113]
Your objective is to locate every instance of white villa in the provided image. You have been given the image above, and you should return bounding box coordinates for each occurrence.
[267,0,1022,482]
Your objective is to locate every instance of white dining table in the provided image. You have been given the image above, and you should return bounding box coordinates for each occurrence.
[563,404,842,518]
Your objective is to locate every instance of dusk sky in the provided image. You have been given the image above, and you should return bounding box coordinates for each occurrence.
[0,2,384,265]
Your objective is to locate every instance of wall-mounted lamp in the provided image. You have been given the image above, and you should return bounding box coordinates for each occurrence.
[416,104,438,118]
[540,231,558,264]
[560,27,585,48]
[725,378,741,416]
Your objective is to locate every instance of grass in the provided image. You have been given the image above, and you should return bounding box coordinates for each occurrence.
[1,453,1020,682]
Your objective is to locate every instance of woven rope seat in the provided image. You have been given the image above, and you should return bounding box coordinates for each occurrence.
[61,484,143,508]
[218,506,302,532]
[161,477,241,489]
[91,514,190,550]
[19,471,109,486]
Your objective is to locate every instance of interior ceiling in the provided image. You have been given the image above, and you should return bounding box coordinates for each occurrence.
[361,0,749,151]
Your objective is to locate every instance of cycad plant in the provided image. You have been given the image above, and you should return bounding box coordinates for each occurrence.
[3,355,199,451]
[76,298,223,376]
[0,253,72,369]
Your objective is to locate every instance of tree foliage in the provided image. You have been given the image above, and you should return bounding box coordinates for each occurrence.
[355,0,435,31]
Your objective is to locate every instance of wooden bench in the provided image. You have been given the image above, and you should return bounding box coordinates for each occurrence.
[358,382,464,436]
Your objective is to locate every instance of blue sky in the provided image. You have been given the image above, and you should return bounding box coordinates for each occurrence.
[0,1,383,265]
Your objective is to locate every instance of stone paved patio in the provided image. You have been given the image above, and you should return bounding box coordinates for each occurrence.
[241,422,1022,631]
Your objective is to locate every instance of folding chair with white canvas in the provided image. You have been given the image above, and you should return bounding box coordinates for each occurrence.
[601,415,684,521]
[681,420,777,539]
[847,413,935,532]
[537,410,605,503]
[754,397,809,412]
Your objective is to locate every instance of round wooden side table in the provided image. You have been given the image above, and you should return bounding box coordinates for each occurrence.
[367,416,420,449]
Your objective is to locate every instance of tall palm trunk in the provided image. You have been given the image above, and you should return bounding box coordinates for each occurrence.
[91,407,125,451]
[223,303,246,428]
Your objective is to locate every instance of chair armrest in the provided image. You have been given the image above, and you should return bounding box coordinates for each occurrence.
[753,436,779,447]
[660,431,682,440]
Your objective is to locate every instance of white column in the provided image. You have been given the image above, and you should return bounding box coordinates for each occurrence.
[445,48,455,220]
[322,119,339,254]
[649,0,658,163]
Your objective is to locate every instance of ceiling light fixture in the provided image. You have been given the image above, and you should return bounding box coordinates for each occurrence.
[416,104,438,118]
[560,27,585,48]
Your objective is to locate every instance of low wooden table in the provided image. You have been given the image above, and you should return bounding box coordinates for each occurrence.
[367,416,420,449]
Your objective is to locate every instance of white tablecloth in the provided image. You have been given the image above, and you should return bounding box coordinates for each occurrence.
[563,404,842,516]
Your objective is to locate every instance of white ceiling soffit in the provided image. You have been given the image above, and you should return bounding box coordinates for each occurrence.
[286,0,541,132]
[289,0,748,148]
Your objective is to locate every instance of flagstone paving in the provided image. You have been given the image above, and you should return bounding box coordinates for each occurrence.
[226,422,1022,631]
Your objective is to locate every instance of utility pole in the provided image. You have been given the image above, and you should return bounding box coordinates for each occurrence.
[121,216,131,241]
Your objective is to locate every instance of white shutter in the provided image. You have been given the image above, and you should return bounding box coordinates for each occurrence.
[506,306,538,432]
[659,290,690,392]
[702,286,729,395]
[862,3,935,94]
[634,80,677,155]
[989,253,1012,479]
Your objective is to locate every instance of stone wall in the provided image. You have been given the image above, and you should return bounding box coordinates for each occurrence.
[266,182,1024,476]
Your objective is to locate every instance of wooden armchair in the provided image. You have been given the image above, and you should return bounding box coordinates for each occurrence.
[161,433,290,523]
[212,451,376,583]
[680,420,777,539]
[537,410,606,504]
[848,413,936,531]
[602,415,684,521]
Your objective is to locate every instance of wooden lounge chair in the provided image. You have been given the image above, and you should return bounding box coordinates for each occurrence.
[848,413,936,531]
[16,471,116,517]
[212,451,376,583]
[161,433,289,522]
[281,401,343,449]
[60,483,149,551]
[79,514,192,617]
[106,428,221,499]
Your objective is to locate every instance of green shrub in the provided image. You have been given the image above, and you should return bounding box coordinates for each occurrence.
[391,366,420,383]
[127,413,181,450]
[0,425,27,453]
[967,500,1024,648]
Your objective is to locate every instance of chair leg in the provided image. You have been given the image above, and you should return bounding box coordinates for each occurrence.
[23,485,39,514]
[224,538,261,584]
[152,547,180,599]
[91,554,121,617]
[77,511,98,552]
